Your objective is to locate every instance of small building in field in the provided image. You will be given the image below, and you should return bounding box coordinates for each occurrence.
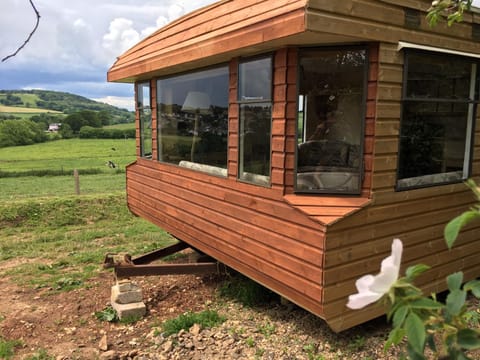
[108,0,480,331]
[48,123,61,132]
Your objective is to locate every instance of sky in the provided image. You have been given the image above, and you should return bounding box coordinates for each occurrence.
[0,0,217,111]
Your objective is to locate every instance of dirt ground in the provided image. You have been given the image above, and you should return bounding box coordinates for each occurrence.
[0,266,220,359]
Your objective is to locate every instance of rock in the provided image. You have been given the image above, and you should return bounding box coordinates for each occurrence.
[99,350,118,360]
[189,323,201,336]
[163,340,173,352]
[99,334,108,351]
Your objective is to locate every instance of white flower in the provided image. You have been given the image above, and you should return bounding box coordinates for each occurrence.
[347,239,403,310]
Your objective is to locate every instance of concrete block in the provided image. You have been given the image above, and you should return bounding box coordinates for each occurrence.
[116,280,135,292]
[111,301,146,319]
[111,284,143,304]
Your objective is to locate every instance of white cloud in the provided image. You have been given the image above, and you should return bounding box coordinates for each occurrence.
[93,96,134,111]
[102,18,141,57]
[0,0,215,101]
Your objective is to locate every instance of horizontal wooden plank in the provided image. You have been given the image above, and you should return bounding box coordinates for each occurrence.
[306,7,480,53]
[127,202,326,315]
[308,0,405,26]
[284,195,370,207]
[127,194,324,302]
[128,167,325,249]
[323,245,480,319]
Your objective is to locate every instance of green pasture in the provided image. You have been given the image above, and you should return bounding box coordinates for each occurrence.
[0,136,173,293]
[0,173,125,201]
[104,122,136,130]
[0,138,136,174]
[0,105,62,114]
[0,194,174,290]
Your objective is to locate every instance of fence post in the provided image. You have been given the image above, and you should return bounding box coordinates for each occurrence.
[74,169,80,195]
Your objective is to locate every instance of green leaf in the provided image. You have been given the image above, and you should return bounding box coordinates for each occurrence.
[409,298,443,310]
[464,280,480,298]
[407,342,426,360]
[392,305,409,328]
[447,272,464,291]
[457,329,480,350]
[385,327,405,352]
[405,312,425,355]
[446,289,467,317]
[444,210,480,249]
[406,264,430,281]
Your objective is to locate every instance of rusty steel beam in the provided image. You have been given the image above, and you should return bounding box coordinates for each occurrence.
[114,262,223,279]
[132,241,189,265]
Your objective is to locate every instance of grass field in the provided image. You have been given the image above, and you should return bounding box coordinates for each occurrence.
[0,137,171,291]
[0,105,62,114]
[0,138,136,174]
[104,122,136,130]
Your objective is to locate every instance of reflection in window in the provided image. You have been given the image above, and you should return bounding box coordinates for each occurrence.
[137,82,152,158]
[238,57,272,185]
[296,48,367,194]
[398,50,478,189]
[157,66,229,176]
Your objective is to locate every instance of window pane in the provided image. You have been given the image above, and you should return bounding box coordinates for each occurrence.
[406,52,472,100]
[398,101,469,187]
[137,83,152,158]
[157,66,229,175]
[398,50,477,190]
[238,58,272,101]
[238,57,272,185]
[239,104,271,184]
[296,48,367,194]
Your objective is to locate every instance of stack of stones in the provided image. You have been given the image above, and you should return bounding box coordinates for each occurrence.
[111,280,146,319]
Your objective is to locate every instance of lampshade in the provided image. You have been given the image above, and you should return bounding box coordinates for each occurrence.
[181,91,211,114]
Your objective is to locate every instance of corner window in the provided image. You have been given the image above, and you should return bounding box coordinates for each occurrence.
[397,50,478,189]
[296,48,367,194]
[157,66,229,176]
[238,57,272,185]
[137,82,152,158]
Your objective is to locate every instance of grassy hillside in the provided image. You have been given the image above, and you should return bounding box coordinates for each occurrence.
[0,89,134,123]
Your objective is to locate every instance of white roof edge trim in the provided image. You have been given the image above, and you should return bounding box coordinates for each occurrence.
[398,41,480,59]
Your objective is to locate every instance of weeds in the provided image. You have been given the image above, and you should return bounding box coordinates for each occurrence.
[25,348,55,360]
[219,272,277,307]
[0,337,22,359]
[95,306,119,322]
[161,310,226,336]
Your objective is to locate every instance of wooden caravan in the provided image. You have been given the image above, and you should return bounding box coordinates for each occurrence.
[108,0,480,331]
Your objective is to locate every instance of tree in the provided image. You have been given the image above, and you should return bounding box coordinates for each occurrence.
[0,119,47,148]
[427,0,473,26]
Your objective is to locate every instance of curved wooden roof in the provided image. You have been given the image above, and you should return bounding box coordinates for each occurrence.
[108,0,480,83]
[108,0,310,82]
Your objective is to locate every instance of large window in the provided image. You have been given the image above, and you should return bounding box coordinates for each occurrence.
[137,82,152,158]
[397,50,478,189]
[296,48,367,194]
[157,66,229,176]
[238,57,272,185]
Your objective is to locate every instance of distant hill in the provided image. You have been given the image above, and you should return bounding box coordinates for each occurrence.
[0,89,134,123]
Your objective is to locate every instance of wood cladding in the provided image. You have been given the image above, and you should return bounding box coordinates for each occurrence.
[113,0,480,332]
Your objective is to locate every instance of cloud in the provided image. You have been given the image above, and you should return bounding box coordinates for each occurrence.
[93,96,135,111]
[0,0,215,103]
[102,18,141,58]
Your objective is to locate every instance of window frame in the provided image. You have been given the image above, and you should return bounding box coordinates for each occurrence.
[156,63,230,176]
[137,81,152,159]
[294,45,369,195]
[237,54,274,187]
[396,49,479,191]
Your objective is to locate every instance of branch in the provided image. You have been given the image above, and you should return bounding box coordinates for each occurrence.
[2,0,41,62]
